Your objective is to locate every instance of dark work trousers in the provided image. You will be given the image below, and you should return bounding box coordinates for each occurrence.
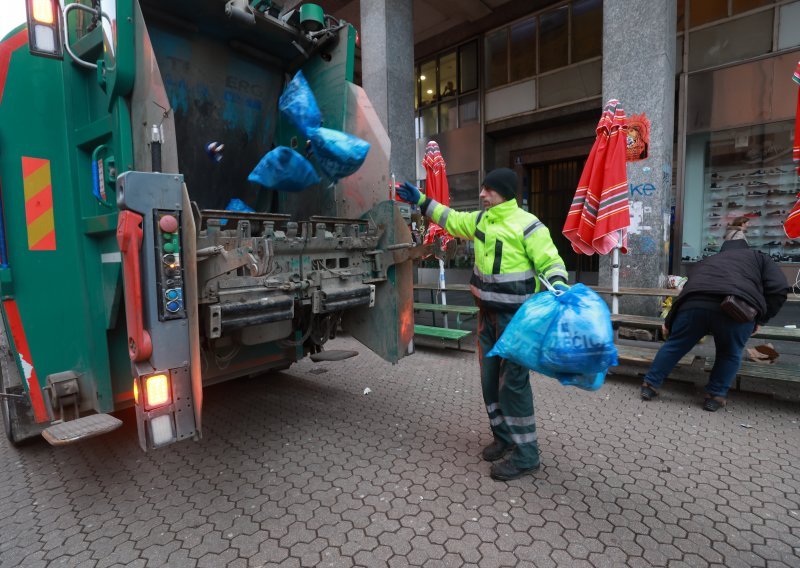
[643,307,755,398]
[477,307,540,468]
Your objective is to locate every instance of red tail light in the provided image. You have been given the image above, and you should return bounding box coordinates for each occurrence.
[26,0,63,58]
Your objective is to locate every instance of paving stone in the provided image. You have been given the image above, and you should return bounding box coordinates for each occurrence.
[1,336,799,568]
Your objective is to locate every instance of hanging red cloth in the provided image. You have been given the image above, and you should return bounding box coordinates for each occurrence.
[421,141,454,252]
[563,100,630,255]
[785,62,800,240]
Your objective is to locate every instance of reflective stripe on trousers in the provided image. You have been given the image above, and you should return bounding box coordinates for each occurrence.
[477,307,540,468]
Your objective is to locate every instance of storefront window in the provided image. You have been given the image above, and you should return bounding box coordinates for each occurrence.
[682,121,800,263]
[459,41,478,92]
[539,5,568,73]
[732,0,773,14]
[688,10,773,71]
[689,0,728,27]
[459,93,479,124]
[419,60,436,106]
[778,2,800,50]
[571,0,602,62]
[510,18,536,81]
[439,100,457,132]
[485,29,509,89]
[420,106,437,138]
[416,41,481,139]
[439,51,457,98]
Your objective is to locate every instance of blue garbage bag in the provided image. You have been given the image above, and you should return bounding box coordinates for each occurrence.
[488,284,616,392]
[279,70,322,136]
[248,146,320,192]
[539,284,618,376]
[487,291,559,372]
[220,198,254,226]
[309,127,370,183]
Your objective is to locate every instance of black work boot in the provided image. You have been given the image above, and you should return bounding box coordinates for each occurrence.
[703,396,726,412]
[490,457,540,481]
[481,439,513,462]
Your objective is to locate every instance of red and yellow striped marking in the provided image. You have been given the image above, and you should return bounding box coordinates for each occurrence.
[2,300,49,423]
[22,157,56,250]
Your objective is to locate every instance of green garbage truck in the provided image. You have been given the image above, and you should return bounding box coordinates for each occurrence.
[0,0,416,450]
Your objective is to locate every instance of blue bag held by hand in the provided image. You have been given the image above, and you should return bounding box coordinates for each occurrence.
[309,127,370,183]
[486,292,560,371]
[537,283,617,391]
[248,146,320,192]
[279,70,322,136]
[540,284,618,375]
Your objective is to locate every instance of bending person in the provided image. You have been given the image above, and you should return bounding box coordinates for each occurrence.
[641,234,788,410]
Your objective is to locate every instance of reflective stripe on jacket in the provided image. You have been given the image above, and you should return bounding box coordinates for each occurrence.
[418,196,567,311]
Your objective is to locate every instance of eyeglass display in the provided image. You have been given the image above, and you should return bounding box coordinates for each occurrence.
[682,121,800,263]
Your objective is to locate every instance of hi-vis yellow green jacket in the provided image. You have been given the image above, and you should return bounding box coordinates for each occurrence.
[418,195,568,311]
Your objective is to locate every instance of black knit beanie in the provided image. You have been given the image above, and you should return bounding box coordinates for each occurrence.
[482,168,518,201]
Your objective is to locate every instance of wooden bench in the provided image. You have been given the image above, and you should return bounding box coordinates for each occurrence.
[615,344,696,367]
[704,357,800,390]
[413,324,472,350]
[413,302,479,328]
[611,313,800,343]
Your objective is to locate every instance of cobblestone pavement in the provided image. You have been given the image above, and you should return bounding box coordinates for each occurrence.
[1,335,800,568]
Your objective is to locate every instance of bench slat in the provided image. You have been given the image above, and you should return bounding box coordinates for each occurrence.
[414,324,472,340]
[611,315,800,343]
[703,357,800,382]
[413,284,471,292]
[414,303,479,315]
[615,345,695,366]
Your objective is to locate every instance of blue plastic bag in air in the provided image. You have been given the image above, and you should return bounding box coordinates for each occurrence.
[279,70,322,136]
[487,291,560,372]
[539,284,618,376]
[248,146,320,192]
[309,127,370,183]
[220,198,254,226]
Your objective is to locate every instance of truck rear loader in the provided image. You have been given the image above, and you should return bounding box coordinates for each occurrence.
[0,0,416,450]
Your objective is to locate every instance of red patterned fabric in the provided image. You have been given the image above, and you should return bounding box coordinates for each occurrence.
[786,63,800,240]
[422,141,454,251]
[563,100,629,255]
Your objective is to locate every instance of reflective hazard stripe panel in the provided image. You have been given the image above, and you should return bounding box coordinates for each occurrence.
[542,264,568,282]
[504,415,537,427]
[22,157,56,251]
[486,403,504,426]
[523,220,543,237]
[510,431,538,445]
[470,266,537,310]
[2,300,49,423]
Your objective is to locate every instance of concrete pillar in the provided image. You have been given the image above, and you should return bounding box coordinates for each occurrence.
[360,0,415,183]
[600,0,677,314]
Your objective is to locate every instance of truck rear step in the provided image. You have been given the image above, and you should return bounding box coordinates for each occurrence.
[42,414,123,446]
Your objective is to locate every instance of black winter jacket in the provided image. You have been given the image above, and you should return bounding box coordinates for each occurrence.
[665,240,789,329]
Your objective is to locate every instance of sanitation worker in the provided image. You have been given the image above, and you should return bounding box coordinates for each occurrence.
[397,168,569,481]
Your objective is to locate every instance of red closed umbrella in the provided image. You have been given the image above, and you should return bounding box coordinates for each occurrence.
[563,100,630,312]
[563,99,629,255]
[421,141,455,327]
[785,62,800,240]
[422,141,454,250]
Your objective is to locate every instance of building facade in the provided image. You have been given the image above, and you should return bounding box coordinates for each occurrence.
[411,0,800,286]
